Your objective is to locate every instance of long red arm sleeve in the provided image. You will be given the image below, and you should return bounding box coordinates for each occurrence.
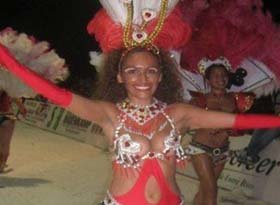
[233,114,280,130]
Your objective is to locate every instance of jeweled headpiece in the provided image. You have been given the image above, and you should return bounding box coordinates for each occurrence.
[87,0,191,53]
[198,56,232,75]
[122,0,168,50]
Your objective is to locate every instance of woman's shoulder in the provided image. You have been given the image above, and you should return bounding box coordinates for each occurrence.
[87,99,120,125]
[188,91,207,108]
[100,100,120,118]
[165,102,201,131]
[165,102,198,119]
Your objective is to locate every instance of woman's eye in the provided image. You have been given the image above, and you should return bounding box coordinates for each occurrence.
[147,67,159,74]
[124,67,137,74]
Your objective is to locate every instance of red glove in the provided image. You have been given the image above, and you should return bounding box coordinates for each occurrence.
[0,44,72,107]
[233,114,280,130]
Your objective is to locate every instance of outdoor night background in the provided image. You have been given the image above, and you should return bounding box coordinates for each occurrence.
[0,0,279,98]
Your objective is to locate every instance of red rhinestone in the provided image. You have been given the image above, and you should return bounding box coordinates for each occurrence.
[145,12,152,18]
[136,33,143,39]
[149,152,154,157]
[125,141,130,147]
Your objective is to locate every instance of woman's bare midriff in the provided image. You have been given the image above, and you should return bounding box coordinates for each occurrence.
[109,158,180,203]
[193,129,230,148]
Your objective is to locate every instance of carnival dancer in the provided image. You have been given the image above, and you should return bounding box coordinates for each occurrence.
[0,90,27,173]
[186,58,254,205]
[1,1,280,205]
[179,0,280,204]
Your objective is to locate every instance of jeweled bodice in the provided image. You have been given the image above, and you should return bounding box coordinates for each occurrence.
[112,99,187,168]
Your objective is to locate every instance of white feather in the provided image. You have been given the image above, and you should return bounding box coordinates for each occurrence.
[99,0,128,25]
[0,28,69,98]
[89,51,105,73]
[0,67,36,98]
[99,0,179,26]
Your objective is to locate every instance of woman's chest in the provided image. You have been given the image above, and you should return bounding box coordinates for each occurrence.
[115,120,178,155]
[206,96,236,113]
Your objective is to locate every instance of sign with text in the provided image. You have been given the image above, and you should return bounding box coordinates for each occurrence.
[20,99,107,149]
[178,137,280,204]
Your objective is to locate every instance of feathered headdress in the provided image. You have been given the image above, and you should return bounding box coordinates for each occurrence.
[179,0,280,97]
[0,27,69,98]
[87,0,191,53]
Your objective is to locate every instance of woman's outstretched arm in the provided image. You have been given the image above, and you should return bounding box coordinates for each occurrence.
[0,43,114,125]
[175,103,280,131]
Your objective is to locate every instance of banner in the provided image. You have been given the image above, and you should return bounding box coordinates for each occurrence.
[19,99,54,127]
[19,99,107,149]
[178,135,280,204]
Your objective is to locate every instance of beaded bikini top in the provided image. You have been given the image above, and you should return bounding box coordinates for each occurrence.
[113,98,187,168]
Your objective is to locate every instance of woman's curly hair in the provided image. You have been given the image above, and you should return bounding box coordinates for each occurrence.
[94,47,183,104]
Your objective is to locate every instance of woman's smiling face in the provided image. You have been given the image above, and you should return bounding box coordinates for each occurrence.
[207,66,229,90]
[118,50,162,105]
